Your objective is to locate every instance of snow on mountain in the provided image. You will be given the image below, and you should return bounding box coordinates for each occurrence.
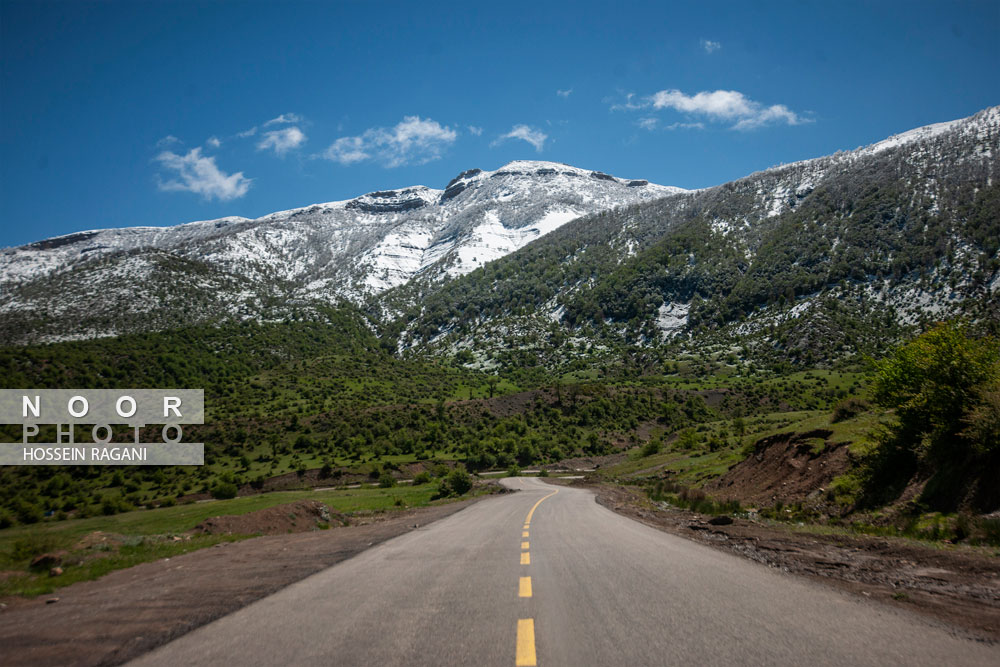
[0,160,683,343]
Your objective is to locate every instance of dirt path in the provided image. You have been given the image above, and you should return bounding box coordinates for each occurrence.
[582,481,1000,642]
[0,499,479,667]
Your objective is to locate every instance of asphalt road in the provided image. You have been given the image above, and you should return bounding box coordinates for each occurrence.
[130,478,999,666]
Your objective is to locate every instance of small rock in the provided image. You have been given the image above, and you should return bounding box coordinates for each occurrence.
[49,566,63,577]
[45,597,60,604]
[30,552,63,570]
[708,516,734,526]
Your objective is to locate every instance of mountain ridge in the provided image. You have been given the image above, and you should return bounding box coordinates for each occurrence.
[2,108,998,353]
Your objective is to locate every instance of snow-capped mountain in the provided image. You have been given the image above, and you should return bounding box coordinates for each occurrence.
[393,107,999,365]
[0,161,682,344]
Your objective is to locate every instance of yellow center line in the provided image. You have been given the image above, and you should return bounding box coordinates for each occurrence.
[515,487,555,666]
[524,489,558,525]
[516,619,537,666]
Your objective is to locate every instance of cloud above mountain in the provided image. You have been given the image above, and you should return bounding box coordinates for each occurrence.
[257,126,307,156]
[492,125,548,152]
[618,88,810,130]
[323,116,458,167]
[154,148,251,200]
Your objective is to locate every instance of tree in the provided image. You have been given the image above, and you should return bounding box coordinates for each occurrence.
[870,322,998,464]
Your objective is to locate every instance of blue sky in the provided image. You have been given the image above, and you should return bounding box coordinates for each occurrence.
[2,0,998,248]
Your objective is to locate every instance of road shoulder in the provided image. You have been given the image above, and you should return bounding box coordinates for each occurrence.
[567,479,1000,643]
[0,498,481,667]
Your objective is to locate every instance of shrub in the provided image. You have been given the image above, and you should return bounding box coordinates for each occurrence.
[831,397,870,423]
[378,472,396,488]
[413,471,432,485]
[437,466,473,497]
[210,482,238,500]
[13,499,42,525]
[641,439,662,457]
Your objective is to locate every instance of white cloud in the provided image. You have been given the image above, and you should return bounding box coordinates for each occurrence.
[324,136,369,165]
[155,148,251,201]
[257,126,307,156]
[666,121,705,130]
[622,88,809,130]
[701,39,721,54]
[491,124,548,152]
[468,125,483,136]
[156,135,181,148]
[611,92,646,112]
[237,126,258,138]
[206,136,221,148]
[557,88,573,98]
[651,89,757,118]
[731,104,802,130]
[323,116,457,167]
[264,113,303,126]
[637,117,658,130]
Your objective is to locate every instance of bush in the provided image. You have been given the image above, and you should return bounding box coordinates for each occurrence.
[378,472,396,488]
[210,482,238,500]
[831,397,870,423]
[437,466,473,498]
[413,471,432,485]
[641,439,662,457]
[12,499,42,525]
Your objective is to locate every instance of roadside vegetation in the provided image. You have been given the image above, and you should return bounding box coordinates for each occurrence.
[1,317,997,570]
[0,480,477,597]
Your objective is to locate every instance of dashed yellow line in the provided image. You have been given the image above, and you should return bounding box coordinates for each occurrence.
[516,488,556,666]
[519,576,533,598]
[516,619,537,666]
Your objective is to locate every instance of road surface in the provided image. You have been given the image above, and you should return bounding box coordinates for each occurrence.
[130,478,998,666]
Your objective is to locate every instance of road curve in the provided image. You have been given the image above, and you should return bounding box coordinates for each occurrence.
[130,478,998,666]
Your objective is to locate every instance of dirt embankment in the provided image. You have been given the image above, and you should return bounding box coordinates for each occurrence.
[0,499,480,667]
[588,482,1000,642]
[705,429,851,508]
[192,500,347,536]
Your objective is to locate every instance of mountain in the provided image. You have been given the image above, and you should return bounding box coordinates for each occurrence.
[387,107,999,369]
[2,108,998,360]
[0,161,682,344]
